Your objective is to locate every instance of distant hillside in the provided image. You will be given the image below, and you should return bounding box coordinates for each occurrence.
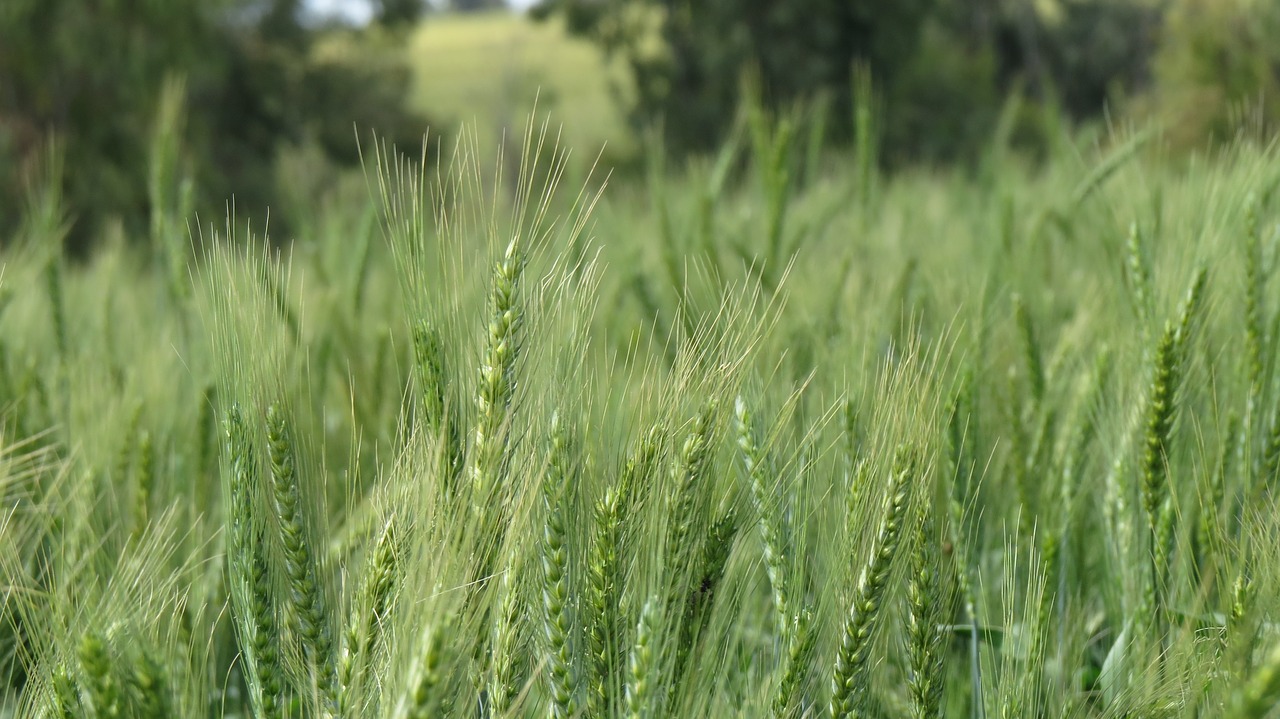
[406,12,635,164]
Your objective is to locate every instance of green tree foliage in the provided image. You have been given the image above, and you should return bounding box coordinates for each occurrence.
[535,0,936,153]
[375,0,427,27]
[0,0,230,246]
[535,0,1168,162]
[1147,0,1280,149]
[1035,0,1160,120]
[0,0,427,251]
[451,0,508,13]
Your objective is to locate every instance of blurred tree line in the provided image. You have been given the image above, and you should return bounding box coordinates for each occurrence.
[2,0,1277,251]
[535,0,1280,164]
[0,0,430,252]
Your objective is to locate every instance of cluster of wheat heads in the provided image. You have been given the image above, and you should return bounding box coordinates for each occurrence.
[6,118,1280,719]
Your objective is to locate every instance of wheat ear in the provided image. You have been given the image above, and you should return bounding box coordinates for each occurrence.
[735,396,791,633]
[402,622,448,719]
[773,605,816,719]
[339,516,401,714]
[830,445,914,719]
[469,239,524,516]
[224,404,284,718]
[625,598,660,719]
[905,501,946,719]
[587,483,625,717]
[130,647,172,719]
[541,413,577,718]
[266,402,336,708]
[78,631,120,718]
[1139,323,1178,643]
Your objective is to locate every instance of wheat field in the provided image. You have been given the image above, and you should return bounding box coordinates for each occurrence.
[3,104,1280,718]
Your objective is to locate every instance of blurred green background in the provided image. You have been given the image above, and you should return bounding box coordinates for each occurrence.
[1,0,1278,252]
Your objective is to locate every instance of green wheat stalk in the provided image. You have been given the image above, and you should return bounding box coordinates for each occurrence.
[1139,322,1179,648]
[401,622,448,719]
[470,239,525,516]
[224,404,284,719]
[339,516,401,714]
[78,630,121,718]
[773,605,816,719]
[625,598,660,719]
[541,412,577,718]
[905,501,946,719]
[735,395,791,635]
[830,445,914,719]
[488,562,524,716]
[587,483,625,718]
[266,402,336,709]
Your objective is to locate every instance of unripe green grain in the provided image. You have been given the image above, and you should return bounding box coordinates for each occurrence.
[225,405,284,719]
[587,484,624,718]
[488,564,523,716]
[1244,199,1264,395]
[197,384,217,479]
[79,631,120,718]
[114,406,141,488]
[845,458,871,545]
[1242,200,1266,496]
[404,623,447,719]
[133,430,155,535]
[52,662,82,719]
[1125,222,1152,326]
[1140,324,1179,527]
[625,598,660,719]
[1199,414,1237,576]
[905,503,945,719]
[1013,293,1044,404]
[584,431,659,717]
[412,321,462,487]
[541,413,576,719]
[470,239,524,515]
[339,516,401,714]
[1229,638,1280,719]
[129,647,172,719]
[668,402,716,575]
[44,256,68,359]
[1139,323,1179,641]
[1174,267,1207,355]
[735,396,791,634]
[265,402,336,708]
[830,445,914,719]
[773,606,815,719]
[620,426,661,510]
[1226,568,1255,668]
[674,510,737,684]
